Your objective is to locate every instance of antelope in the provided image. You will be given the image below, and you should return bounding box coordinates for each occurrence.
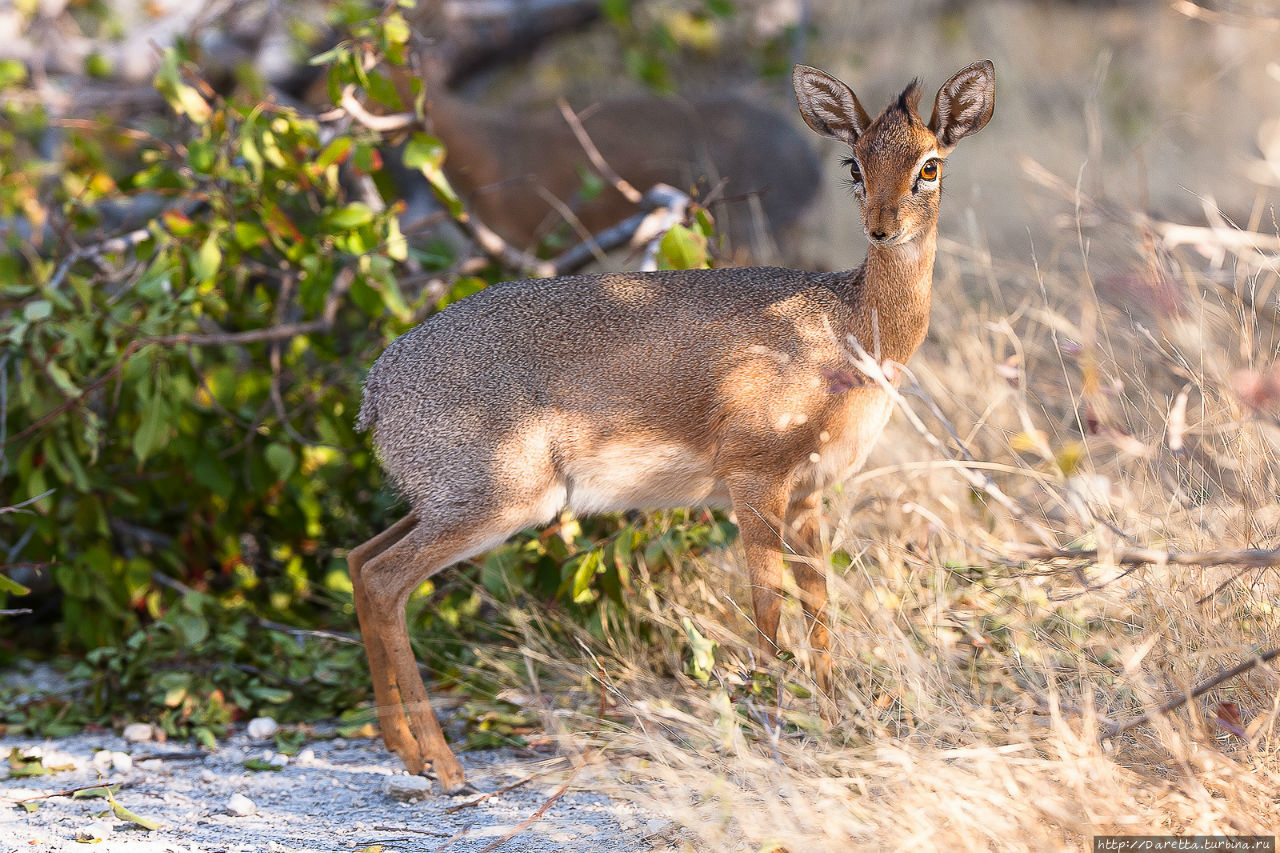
[349,61,995,792]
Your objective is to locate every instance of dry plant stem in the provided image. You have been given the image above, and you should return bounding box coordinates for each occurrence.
[473,765,581,853]
[1006,542,1280,569]
[444,758,569,813]
[556,98,643,204]
[1101,647,1280,741]
[16,782,124,803]
[843,336,1060,548]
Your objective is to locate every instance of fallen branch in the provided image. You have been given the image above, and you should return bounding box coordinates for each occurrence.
[1101,647,1280,741]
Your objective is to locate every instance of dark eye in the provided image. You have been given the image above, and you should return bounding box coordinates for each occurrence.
[919,158,941,182]
[840,155,863,184]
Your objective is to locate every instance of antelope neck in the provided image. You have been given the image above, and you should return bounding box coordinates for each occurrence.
[847,228,938,364]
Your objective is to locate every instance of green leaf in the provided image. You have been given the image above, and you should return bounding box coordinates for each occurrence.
[314,136,353,173]
[659,223,709,270]
[0,573,31,596]
[22,300,52,322]
[570,551,602,604]
[681,617,718,683]
[110,799,161,831]
[264,443,296,482]
[132,391,168,465]
[73,785,120,799]
[154,49,211,125]
[0,59,28,89]
[243,758,284,772]
[402,133,445,171]
[19,801,39,813]
[192,233,222,284]
[325,203,375,230]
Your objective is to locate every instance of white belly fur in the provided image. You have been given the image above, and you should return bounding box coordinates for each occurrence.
[562,441,726,514]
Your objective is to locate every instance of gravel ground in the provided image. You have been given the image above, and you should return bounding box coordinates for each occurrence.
[0,725,673,852]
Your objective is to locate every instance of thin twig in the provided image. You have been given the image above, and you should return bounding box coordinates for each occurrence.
[0,490,56,514]
[339,85,418,132]
[473,766,580,853]
[16,782,125,803]
[444,758,569,814]
[1006,542,1280,569]
[842,336,1060,548]
[556,98,643,204]
[1100,647,1280,741]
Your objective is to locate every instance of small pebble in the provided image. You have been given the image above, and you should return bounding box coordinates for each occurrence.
[294,748,316,765]
[20,746,42,760]
[227,793,257,816]
[92,750,114,770]
[76,822,113,842]
[383,774,433,801]
[111,751,133,772]
[122,723,154,743]
[246,717,278,740]
[199,768,219,784]
[42,750,76,770]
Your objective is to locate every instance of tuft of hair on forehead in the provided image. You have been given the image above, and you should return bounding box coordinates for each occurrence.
[892,78,923,117]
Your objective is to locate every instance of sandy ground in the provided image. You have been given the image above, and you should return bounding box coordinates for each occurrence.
[0,725,672,853]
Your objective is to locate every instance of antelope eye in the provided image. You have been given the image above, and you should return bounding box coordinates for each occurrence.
[919,159,941,182]
[840,155,863,183]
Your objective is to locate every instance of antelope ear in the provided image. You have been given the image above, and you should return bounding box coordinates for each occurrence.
[793,65,873,148]
[928,60,995,153]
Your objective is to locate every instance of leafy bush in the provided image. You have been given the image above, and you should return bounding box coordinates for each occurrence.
[0,4,728,736]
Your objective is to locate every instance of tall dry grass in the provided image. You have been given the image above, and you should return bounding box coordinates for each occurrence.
[472,141,1280,849]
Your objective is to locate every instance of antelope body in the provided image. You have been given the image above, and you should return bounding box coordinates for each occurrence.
[350,61,995,792]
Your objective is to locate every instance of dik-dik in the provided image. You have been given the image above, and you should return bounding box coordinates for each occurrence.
[350,61,995,791]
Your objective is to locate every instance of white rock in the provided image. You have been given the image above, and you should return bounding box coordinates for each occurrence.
[383,774,434,801]
[122,723,154,743]
[76,821,113,841]
[199,768,219,784]
[246,717,278,740]
[110,751,133,772]
[41,750,77,770]
[227,793,257,816]
[294,748,316,765]
[93,750,114,770]
[20,746,42,760]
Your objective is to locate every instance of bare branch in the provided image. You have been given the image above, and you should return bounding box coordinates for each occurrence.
[1100,647,1280,741]
[338,85,418,132]
[557,98,643,204]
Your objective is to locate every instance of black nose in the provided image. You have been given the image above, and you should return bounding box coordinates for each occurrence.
[870,230,888,241]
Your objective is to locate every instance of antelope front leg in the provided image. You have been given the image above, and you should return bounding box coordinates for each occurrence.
[730,480,792,660]
[786,493,833,699]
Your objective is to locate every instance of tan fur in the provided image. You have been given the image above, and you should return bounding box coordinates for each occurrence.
[351,61,995,792]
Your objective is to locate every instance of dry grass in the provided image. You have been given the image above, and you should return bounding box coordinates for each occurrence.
[459,4,1280,842]
[478,166,1280,849]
